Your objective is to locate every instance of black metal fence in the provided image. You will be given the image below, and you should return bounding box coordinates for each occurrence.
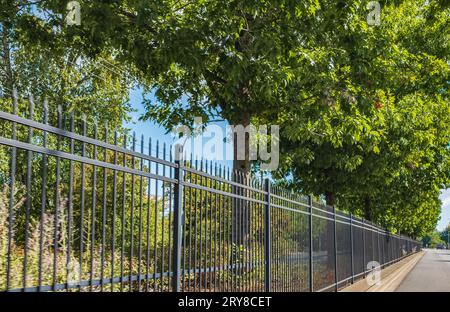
[0,94,421,292]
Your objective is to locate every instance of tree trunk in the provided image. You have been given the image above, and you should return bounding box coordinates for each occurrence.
[231,113,251,261]
[325,191,334,206]
[363,195,373,221]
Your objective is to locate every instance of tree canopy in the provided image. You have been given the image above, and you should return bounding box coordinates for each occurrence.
[271,1,450,236]
[0,0,134,128]
[2,0,449,236]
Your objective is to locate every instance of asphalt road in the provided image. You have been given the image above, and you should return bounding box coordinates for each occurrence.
[396,249,450,292]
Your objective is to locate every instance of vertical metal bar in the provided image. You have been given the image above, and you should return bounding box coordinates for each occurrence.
[204,160,209,290]
[172,144,183,292]
[227,168,232,292]
[204,160,209,291]
[6,88,17,291]
[389,233,395,262]
[187,154,193,291]
[199,159,204,290]
[243,173,248,292]
[181,153,187,289]
[214,170,219,291]
[192,158,197,291]
[145,138,152,291]
[230,170,235,291]
[111,131,118,292]
[377,230,381,266]
[291,194,295,292]
[264,178,271,292]
[100,124,108,292]
[333,206,338,291]
[160,143,166,291]
[243,173,247,292]
[362,220,366,277]
[350,213,354,284]
[137,135,144,291]
[248,178,252,292]
[208,161,213,291]
[308,195,313,292]
[253,179,256,291]
[90,122,98,292]
[279,190,284,292]
[23,95,34,291]
[221,168,225,292]
[278,189,282,292]
[38,100,49,292]
[153,140,159,291]
[255,178,259,291]
[238,171,243,292]
[129,133,136,291]
[249,178,254,291]
[153,141,162,291]
[222,168,226,291]
[167,145,173,291]
[67,111,74,291]
[220,165,225,291]
[259,178,264,291]
[283,190,287,292]
[228,170,232,291]
[78,113,86,292]
[293,193,297,292]
[292,199,297,291]
[238,171,242,291]
[214,163,220,291]
[52,105,62,291]
[120,134,127,291]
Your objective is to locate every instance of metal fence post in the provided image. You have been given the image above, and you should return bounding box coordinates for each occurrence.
[377,231,381,266]
[350,213,354,284]
[308,195,313,292]
[264,178,271,292]
[333,206,338,291]
[362,219,366,277]
[172,145,183,292]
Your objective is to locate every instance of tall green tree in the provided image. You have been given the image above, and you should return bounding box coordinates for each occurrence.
[7,0,450,236]
[16,0,405,172]
[271,1,450,235]
[440,225,450,247]
[421,230,444,248]
[0,0,133,127]
[0,0,138,256]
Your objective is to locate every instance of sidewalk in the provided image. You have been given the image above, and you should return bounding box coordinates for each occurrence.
[396,249,450,292]
[340,251,424,292]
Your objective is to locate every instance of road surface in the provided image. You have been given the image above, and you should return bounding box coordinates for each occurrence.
[396,249,450,292]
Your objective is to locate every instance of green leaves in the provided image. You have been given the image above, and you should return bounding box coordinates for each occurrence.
[8,0,450,236]
[273,0,450,236]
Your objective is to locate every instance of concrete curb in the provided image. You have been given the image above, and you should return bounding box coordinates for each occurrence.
[340,251,425,292]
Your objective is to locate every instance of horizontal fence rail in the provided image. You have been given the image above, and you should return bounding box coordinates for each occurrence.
[0,95,421,292]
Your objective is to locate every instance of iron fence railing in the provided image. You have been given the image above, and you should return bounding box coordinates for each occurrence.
[0,94,421,292]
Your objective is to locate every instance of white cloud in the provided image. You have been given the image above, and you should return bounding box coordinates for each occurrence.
[438,189,450,231]
[440,189,450,207]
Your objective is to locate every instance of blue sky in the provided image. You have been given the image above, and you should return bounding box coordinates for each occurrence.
[125,87,450,231]
[124,87,233,169]
[438,189,450,231]
[123,87,176,157]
